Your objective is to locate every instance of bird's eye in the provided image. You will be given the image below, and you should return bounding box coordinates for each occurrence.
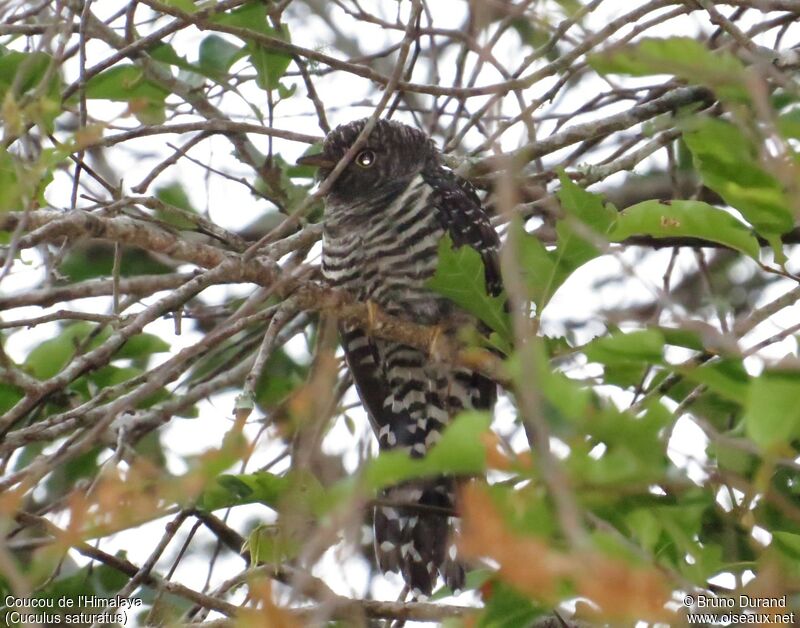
[355,149,376,168]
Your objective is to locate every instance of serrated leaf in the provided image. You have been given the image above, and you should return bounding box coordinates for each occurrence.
[589,37,748,102]
[427,233,510,342]
[198,34,243,76]
[682,118,794,239]
[517,175,615,311]
[210,4,292,90]
[609,199,760,259]
[212,3,268,30]
[248,42,292,91]
[149,43,197,73]
[366,411,491,490]
[557,172,617,237]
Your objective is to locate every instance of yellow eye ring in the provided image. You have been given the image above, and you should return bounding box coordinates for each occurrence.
[355,149,376,168]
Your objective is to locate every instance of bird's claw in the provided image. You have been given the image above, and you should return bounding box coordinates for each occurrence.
[428,324,446,361]
[366,299,381,331]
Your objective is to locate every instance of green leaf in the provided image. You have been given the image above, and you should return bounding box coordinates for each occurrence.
[210,4,292,90]
[514,224,558,308]
[744,369,800,449]
[658,327,705,352]
[155,182,198,229]
[506,340,591,427]
[365,411,491,490]
[566,402,670,486]
[197,471,290,511]
[85,64,169,102]
[212,3,268,30]
[710,440,757,476]
[584,329,665,367]
[116,333,170,359]
[682,118,793,238]
[556,173,616,254]
[0,382,23,414]
[0,50,55,98]
[778,108,800,140]
[277,81,297,100]
[609,199,760,259]
[254,348,306,410]
[582,329,665,389]
[517,175,615,310]
[246,524,301,564]
[0,151,24,212]
[248,41,292,91]
[680,358,749,405]
[59,243,173,281]
[24,323,99,379]
[161,0,197,12]
[198,34,243,76]
[45,446,101,499]
[772,531,800,561]
[0,148,58,212]
[478,580,546,627]
[427,233,510,343]
[149,43,197,73]
[35,561,129,613]
[589,37,748,102]
[84,65,169,123]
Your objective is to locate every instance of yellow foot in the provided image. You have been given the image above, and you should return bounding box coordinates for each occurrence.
[428,324,447,361]
[366,299,381,332]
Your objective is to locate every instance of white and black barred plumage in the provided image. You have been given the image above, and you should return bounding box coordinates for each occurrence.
[301,118,501,597]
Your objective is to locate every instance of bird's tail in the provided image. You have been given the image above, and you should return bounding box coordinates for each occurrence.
[373,476,465,597]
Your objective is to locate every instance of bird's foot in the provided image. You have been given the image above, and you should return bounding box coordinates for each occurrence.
[428,324,448,361]
[366,299,382,331]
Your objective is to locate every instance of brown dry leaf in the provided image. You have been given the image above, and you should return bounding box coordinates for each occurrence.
[459,483,675,623]
[481,432,534,471]
[576,553,673,622]
[73,124,105,150]
[0,486,25,518]
[71,460,165,537]
[236,577,302,628]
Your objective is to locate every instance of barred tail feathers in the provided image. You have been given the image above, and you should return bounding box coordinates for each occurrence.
[373,478,464,597]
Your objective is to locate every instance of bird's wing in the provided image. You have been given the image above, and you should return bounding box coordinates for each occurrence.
[423,167,502,412]
[424,167,503,298]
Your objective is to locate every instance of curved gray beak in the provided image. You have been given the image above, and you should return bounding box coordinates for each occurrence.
[296,153,335,168]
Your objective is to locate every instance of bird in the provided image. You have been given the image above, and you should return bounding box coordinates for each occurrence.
[297,118,501,597]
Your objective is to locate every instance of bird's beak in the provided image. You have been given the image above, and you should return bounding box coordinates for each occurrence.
[296,153,335,169]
